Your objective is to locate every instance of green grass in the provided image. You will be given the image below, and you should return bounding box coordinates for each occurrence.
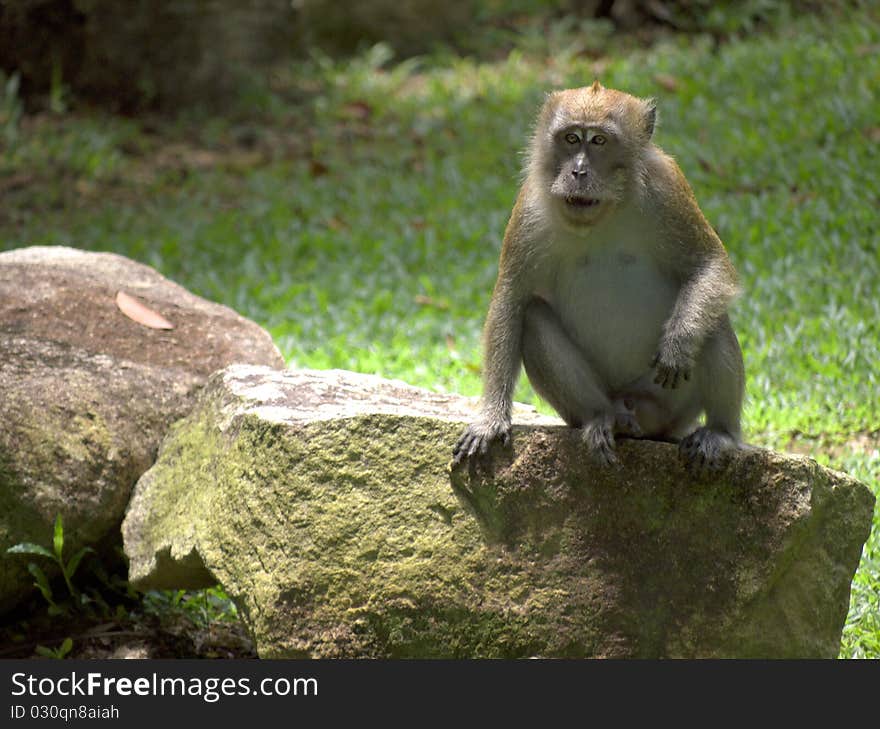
[1,6,878,656]
[836,448,880,658]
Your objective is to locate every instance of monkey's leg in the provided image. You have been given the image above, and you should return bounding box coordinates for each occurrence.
[522,298,633,464]
[679,315,744,471]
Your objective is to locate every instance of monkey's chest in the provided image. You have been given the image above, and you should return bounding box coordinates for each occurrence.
[549,250,678,386]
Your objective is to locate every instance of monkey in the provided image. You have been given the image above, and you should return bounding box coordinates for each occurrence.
[452,81,744,471]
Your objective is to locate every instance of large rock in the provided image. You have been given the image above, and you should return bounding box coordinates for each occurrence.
[123,365,875,658]
[0,246,284,614]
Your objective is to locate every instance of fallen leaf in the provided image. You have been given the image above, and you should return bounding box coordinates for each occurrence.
[0,173,35,194]
[591,60,610,78]
[74,179,95,196]
[342,100,373,121]
[653,73,680,92]
[697,157,724,176]
[309,159,330,177]
[415,294,449,310]
[790,188,817,205]
[115,291,174,330]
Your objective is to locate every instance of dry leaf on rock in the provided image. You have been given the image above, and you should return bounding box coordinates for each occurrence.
[115,291,174,330]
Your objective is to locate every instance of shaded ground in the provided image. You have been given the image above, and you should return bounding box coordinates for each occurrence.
[0,111,303,233]
[0,593,257,659]
[784,431,880,461]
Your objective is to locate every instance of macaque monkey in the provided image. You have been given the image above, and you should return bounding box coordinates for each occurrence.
[453,82,744,470]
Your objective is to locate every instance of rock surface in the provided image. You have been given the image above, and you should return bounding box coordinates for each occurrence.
[0,246,284,614]
[123,365,875,658]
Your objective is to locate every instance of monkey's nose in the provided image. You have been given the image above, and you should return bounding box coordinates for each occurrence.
[571,167,589,178]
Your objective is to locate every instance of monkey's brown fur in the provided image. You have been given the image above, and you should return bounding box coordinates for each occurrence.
[453,82,744,469]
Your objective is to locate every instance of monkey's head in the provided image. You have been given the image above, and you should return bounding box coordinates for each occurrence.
[529,81,657,230]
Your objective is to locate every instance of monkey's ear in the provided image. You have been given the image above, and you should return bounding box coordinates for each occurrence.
[644,99,657,138]
[590,79,603,92]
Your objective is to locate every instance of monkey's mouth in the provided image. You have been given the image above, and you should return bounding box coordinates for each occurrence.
[565,195,601,208]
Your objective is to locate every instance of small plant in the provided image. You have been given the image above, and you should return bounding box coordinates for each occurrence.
[142,586,240,628]
[49,54,68,115]
[35,637,74,660]
[6,515,95,615]
[0,70,22,150]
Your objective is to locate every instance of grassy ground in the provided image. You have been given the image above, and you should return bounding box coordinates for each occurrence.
[1,6,878,657]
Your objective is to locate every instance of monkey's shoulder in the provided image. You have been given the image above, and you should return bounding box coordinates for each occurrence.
[498,180,553,265]
[638,147,728,257]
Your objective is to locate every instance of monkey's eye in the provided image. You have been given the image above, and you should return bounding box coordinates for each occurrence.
[591,134,607,146]
[564,132,582,145]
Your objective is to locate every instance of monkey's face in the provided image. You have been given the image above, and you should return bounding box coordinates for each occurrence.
[545,120,629,228]
[532,84,655,231]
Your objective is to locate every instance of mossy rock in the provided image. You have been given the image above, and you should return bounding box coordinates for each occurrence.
[123,365,874,657]
[0,246,284,615]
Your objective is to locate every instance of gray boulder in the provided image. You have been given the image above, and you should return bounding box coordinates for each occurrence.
[0,246,284,614]
[123,364,874,658]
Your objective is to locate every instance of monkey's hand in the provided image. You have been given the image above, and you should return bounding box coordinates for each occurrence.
[452,418,511,465]
[651,345,693,389]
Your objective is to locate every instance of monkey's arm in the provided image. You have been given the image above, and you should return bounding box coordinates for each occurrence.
[653,232,739,388]
[452,282,524,459]
[453,195,535,463]
[649,156,740,388]
[653,255,738,387]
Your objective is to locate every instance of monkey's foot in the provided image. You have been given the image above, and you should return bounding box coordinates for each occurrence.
[679,427,737,473]
[452,420,511,465]
[581,414,619,466]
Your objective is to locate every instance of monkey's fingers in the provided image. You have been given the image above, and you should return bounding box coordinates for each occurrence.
[476,425,512,454]
[452,429,475,464]
[453,423,513,465]
[651,355,668,386]
[476,434,490,456]
[679,428,726,474]
[653,367,671,388]
[593,438,619,465]
[653,364,690,389]
[464,435,483,458]
[582,420,618,466]
[454,429,489,463]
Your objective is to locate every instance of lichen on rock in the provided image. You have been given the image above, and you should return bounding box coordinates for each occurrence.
[123,365,875,658]
[0,246,284,615]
